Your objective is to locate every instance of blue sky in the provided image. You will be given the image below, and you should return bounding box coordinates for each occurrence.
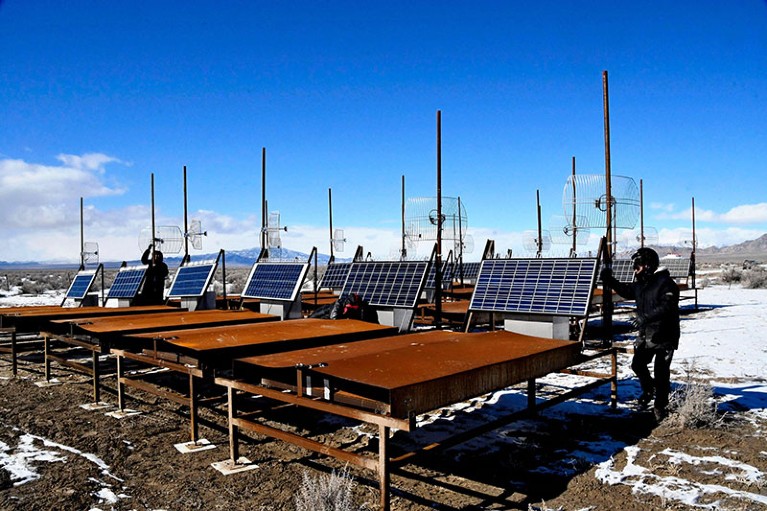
[1,1,766,263]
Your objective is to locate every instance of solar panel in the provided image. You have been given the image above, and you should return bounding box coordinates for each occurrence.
[340,261,429,308]
[167,262,217,298]
[455,261,481,281]
[424,260,455,289]
[598,259,635,284]
[319,262,352,290]
[242,262,310,301]
[469,258,598,317]
[65,271,98,300]
[662,257,691,279]
[107,266,148,299]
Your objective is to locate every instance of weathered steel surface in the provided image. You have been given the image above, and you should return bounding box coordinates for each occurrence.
[1,305,179,332]
[51,309,278,337]
[123,318,398,358]
[237,330,581,419]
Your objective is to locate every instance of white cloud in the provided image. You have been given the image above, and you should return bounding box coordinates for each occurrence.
[654,202,767,226]
[0,155,126,230]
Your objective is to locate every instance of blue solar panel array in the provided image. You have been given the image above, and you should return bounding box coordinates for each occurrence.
[455,261,481,281]
[597,259,635,284]
[319,262,352,290]
[107,266,147,299]
[662,257,692,279]
[242,262,309,301]
[424,260,455,289]
[469,258,598,317]
[340,260,429,308]
[65,272,98,299]
[167,263,217,298]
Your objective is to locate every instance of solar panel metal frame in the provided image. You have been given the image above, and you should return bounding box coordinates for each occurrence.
[455,261,481,281]
[424,260,455,289]
[661,257,692,279]
[598,259,635,284]
[167,262,218,298]
[241,261,310,301]
[65,271,98,300]
[319,262,352,290]
[469,258,598,317]
[106,265,148,300]
[340,260,429,308]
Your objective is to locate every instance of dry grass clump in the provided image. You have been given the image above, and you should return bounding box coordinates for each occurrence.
[295,467,360,511]
[667,366,722,430]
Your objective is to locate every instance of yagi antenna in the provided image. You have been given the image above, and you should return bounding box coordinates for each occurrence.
[186,219,207,250]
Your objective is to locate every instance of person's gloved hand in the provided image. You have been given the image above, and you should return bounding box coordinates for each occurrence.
[600,267,612,282]
[631,314,645,330]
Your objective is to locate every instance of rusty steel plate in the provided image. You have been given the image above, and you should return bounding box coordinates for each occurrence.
[1,305,180,332]
[122,318,398,357]
[238,330,581,419]
[50,309,278,337]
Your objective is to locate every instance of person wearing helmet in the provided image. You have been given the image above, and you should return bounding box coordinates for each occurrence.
[138,244,169,305]
[601,247,680,422]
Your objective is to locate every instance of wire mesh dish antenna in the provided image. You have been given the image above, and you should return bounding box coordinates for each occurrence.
[139,226,184,254]
[186,219,207,250]
[82,242,99,265]
[562,174,640,230]
[522,230,552,254]
[405,197,469,255]
[548,215,591,246]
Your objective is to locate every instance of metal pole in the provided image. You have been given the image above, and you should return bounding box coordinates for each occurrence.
[457,196,463,267]
[401,175,406,260]
[261,148,267,255]
[536,189,542,258]
[183,165,189,260]
[151,173,156,255]
[571,157,577,256]
[328,188,334,261]
[640,179,645,248]
[435,110,443,328]
[602,70,614,340]
[79,197,85,269]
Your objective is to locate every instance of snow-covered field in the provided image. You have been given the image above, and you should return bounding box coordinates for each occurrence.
[1,284,766,510]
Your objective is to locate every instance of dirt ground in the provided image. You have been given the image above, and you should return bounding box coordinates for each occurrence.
[1,346,765,511]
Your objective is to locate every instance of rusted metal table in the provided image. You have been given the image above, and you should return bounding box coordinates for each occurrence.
[41,309,279,402]
[217,329,618,511]
[112,318,399,444]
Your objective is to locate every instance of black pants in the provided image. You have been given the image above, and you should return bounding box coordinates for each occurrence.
[631,345,675,409]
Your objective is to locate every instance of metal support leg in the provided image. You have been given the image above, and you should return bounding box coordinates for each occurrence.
[44,335,51,381]
[228,387,240,463]
[92,349,100,403]
[117,355,126,410]
[527,379,537,415]
[610,348,618,409]
[378,424,390,511]
[189,373,198,443]
[11,330,17,377]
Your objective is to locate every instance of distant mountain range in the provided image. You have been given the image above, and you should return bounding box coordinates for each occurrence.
[0,247,347,270]
[1,234,764,270]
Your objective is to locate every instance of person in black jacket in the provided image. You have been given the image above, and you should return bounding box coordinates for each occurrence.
[601,247,680,421]
[138,244,169,305]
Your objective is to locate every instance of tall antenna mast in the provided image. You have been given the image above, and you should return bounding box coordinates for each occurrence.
[571,157,577,256]
[79,197,85,270]
[401,175,406,260]
[602,70,614,339]
[151,173,156,254]
[260,147,267,256]
[640,179,645,248]
[434,110,443,328]
[328,188,334,261]
[183,165,190,261]
[536,190,543,258]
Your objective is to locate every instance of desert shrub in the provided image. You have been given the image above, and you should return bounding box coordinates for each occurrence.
[742,269,767,289]
[719,267,742,284]
[295,467,359,511]
[21,279,47,294]
[667,368,721,429]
